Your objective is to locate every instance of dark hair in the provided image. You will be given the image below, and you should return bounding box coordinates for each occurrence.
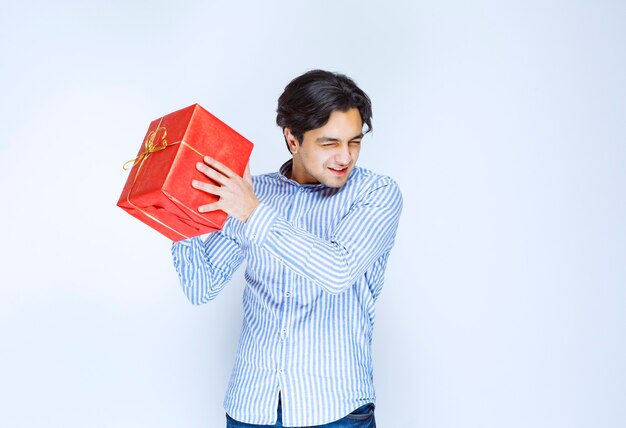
[276,70,372,152]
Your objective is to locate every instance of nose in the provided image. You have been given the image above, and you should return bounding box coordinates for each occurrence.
[335,143,351,165]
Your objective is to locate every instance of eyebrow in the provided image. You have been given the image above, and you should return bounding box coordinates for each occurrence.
[316,133,364,143]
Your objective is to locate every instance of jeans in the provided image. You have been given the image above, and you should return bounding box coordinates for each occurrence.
[226,399,376,428]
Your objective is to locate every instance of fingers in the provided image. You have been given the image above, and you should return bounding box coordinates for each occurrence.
[243,162,252,184]
[192,179,221,196]
[193,156,256,218]
[193,179,222,213]
[202,155,235,178]
[196,161,227,185]
[198,202,221,213]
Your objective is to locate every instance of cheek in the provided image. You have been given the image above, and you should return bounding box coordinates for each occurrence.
[308,151,328,167]
[302,150,325,170]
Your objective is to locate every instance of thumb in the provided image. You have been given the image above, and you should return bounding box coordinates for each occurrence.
[243,162,252,183]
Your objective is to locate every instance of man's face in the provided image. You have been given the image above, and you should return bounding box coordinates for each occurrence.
[286,108,363,188]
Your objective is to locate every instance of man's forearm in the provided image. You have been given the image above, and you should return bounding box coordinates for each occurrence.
[242,181,403,294]
[172,230,244,304]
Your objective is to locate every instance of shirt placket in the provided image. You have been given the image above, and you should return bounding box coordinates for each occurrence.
[277,185,306,418]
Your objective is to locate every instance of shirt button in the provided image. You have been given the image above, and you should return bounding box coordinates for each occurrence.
[298,187,305,193]
[285,292,291,297]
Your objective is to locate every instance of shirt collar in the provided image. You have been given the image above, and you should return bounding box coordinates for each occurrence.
[277,159,329,191]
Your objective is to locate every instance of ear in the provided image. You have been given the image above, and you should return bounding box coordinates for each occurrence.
[284,128,299,154]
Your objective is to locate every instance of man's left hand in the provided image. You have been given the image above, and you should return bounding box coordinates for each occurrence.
[192,156,259,223]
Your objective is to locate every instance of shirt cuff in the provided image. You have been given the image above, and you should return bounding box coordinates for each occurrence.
[243,203,277,247]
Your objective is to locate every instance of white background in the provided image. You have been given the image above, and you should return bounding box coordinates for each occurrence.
[1,1,624,427]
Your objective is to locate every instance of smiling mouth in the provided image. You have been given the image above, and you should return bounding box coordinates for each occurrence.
[328,166,349,175]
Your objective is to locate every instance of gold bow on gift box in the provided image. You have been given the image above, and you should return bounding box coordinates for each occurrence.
[121,121,192,240]
[123,126,173,171]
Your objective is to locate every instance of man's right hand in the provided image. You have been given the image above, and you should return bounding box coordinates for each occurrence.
[192,156,259,223]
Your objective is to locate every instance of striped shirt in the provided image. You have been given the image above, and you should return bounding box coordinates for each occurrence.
[171,160,403,426]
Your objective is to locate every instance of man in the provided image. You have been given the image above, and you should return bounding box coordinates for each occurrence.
[172,70,402,427]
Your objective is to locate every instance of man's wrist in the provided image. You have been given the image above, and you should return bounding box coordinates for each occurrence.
[243,203,277,246]
[243,199,260,223]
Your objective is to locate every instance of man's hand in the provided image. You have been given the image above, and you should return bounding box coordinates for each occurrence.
[192,156,259,223]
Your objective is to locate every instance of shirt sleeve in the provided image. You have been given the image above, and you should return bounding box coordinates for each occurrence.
[171,216,244,305]
[242,179,403,294]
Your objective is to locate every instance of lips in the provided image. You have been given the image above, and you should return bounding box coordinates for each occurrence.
[328,166,349,176]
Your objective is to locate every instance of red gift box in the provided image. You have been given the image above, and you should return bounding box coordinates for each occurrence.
[118,104,254,241]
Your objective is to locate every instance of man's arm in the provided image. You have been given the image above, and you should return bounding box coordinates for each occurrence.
[171,216,244,305]
[243,180,402,294]
[171,157,253,305]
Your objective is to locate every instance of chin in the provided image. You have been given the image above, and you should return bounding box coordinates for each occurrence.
[325,183,345,189]
[320,176,349,188]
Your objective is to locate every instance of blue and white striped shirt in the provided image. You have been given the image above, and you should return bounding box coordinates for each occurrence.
[171,160,402,426]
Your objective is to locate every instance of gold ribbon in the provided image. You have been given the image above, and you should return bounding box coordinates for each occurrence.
[123,126,169,171]
[122,118,215,240]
